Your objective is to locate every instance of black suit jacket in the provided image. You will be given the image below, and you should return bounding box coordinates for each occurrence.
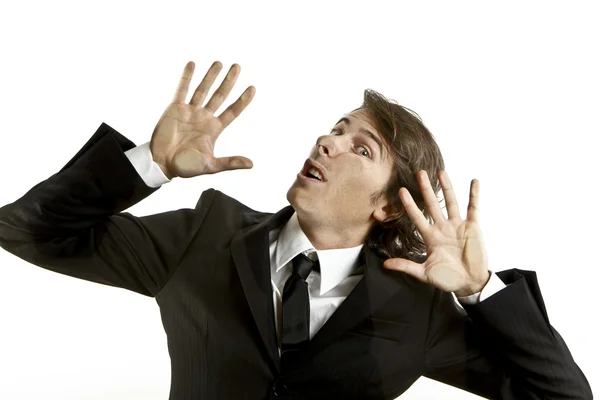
[0,123,592,399]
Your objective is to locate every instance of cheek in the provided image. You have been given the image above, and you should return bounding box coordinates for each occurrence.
[334,168,384,199]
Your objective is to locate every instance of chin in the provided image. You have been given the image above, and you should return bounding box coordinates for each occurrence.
[286,185,298,208]
[286,185,309,213]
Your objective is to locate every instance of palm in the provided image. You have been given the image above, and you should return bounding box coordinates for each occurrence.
[150,61,255,179]
[152,105,225,178]
[384,170,490,296]
[420,220,487,293]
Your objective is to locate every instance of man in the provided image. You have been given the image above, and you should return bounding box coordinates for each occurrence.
[0,60,592,399]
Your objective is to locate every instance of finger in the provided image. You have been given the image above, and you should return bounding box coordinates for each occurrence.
[204,64,241,113]
[399,185,432,236]
[466,179,480,222]
[383,258,427,283]
[189,61,223,107]
[418,170,446,224]
[439,170,462,221]
[172,61,196,104]
[217,86,256,129]
[211,156,253,173]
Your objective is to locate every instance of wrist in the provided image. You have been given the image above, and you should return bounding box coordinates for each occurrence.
[150,150,174,180]
[157,162,174,180]
[455,270,491,297]
[149,141,174,180]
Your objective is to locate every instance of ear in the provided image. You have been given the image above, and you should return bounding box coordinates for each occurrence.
[372,203,405,224]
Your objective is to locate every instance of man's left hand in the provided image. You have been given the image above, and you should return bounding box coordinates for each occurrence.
[383,170,491,297]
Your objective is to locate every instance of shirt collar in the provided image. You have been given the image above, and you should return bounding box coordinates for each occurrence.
[274,212,364,295]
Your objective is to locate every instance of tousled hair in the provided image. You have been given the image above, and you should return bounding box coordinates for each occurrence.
[356,89,446,260]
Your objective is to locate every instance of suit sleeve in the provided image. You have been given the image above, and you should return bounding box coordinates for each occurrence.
[423,268,593,399]
[0,122,217,297]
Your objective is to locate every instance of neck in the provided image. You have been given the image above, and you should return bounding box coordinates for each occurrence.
[296,213,369,250]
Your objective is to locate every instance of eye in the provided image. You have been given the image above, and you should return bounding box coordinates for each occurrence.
[357,146,371,158]
[330,129,372,158]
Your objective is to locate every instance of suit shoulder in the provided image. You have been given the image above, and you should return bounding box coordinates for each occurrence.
[195,188,273,228]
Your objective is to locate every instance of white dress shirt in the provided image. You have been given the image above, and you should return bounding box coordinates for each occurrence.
[124,142,508,351]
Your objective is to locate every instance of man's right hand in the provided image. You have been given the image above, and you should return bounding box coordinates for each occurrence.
[149,61,256,179]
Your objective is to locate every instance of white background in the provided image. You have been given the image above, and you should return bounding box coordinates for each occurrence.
[0,1,597,399]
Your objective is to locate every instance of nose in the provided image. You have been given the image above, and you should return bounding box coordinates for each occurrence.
[316,134,341,157]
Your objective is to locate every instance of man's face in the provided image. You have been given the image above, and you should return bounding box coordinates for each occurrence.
[287,109,396,236]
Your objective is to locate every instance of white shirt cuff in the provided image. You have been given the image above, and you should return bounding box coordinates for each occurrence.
[124,141,172,188]
[456,272,508,305]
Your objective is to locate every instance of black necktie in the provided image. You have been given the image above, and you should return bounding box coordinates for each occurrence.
[281,252,320,370]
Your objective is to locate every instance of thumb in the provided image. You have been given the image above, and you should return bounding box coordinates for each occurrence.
[213,156,253,173]
[383,258,426,282]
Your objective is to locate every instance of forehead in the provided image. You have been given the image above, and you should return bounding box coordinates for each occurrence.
[343,109,377,129]
[336,110,380,136]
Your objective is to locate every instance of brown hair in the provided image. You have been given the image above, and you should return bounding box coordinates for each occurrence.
[355,89,446,260]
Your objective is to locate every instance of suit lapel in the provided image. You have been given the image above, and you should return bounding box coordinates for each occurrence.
[296,246,418,364]
[230,205,296,372]
[230,204,420,372]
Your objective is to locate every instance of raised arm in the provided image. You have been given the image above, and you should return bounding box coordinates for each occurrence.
[423,269,592,399]
[0,61,256,297]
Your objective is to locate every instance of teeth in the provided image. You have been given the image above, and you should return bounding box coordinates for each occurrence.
[308,167,323,181]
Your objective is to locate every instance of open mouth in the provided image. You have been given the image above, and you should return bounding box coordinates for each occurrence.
[301,160,327,183]
[305,167,323,181]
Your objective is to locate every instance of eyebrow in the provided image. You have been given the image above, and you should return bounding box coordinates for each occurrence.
[335,117,384,158]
